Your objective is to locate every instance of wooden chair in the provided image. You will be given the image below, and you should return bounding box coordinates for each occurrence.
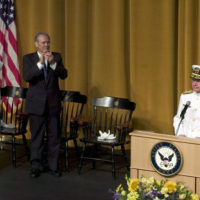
[60,90,87,171]
[78,96,136,178]
[0,86,29,167]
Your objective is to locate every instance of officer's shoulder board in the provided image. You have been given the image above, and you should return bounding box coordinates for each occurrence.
[183,90,193,95]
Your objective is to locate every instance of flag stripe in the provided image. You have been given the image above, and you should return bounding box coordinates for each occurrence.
[6,40,20,83]
[0,0,21,113]
[2,35,20,86]
[2,66,12,86]
[8,23,17,53]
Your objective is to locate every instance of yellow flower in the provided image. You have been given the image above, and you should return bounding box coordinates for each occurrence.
[163,181,177,193]
[145,187,152,193]
[156,180,161,186]
[127,191,139,200]
[179,193,186,199]
[141,177,147,184]
[147,177,155,185]
[116,184,122,192]
[161,187,168,194]
[191,194,199,200]
[128,179,139,192]
[121,190,126,196]
[179,184,185,191]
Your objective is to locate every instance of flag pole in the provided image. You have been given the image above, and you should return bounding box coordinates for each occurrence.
[0,62,2,129]
[0,62,2,131]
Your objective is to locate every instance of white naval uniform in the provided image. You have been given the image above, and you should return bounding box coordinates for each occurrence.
[173,91,200,138]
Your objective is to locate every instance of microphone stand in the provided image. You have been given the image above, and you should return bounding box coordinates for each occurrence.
[175,101,191,136]
[175,118,183,136]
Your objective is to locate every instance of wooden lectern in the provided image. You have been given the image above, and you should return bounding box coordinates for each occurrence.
[130,130,200,196]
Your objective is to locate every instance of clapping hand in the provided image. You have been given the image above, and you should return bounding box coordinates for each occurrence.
[44,52,55,65]
[39,52,55,65]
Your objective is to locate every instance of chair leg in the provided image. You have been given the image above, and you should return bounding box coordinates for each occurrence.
[121,145,129,171]
[78,143,86,174]
[73,138,80,162]
[111,146,116,178]
[22,133,30,160]
[92,144,98,169]
[65,140,69,172]
[12,136,16,168]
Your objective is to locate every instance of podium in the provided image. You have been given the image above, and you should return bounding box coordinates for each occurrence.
[130,130,200,196]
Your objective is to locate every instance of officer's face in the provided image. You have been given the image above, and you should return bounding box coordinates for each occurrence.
[192,79,200,93]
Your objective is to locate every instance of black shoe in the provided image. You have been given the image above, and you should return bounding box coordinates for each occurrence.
[49,170,62,177]
[30,168,40,178]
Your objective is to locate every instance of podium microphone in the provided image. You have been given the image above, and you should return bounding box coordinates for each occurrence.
[175,101,191,136]
[180,101,191,119]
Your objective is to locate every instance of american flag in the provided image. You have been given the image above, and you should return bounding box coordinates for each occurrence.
[0,0,21,88]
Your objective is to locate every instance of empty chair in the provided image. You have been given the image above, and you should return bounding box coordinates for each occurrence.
[78,96,136,178]
[60,90,87,171]
[0,86,29,167]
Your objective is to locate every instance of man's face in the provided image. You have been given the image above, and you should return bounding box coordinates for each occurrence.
[192,79,200,93]
[35,35,50,54]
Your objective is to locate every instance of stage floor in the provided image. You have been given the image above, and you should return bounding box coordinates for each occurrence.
[0,145,129,200]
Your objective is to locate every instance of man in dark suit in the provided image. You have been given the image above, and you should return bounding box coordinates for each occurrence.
[23,32,68,178]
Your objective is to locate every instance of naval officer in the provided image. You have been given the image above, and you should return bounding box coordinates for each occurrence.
[173,65,200,139]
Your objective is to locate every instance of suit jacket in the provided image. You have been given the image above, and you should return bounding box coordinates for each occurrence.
[23,52,68,116]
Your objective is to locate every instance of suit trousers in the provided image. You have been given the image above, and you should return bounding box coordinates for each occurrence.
[29,110,60,171]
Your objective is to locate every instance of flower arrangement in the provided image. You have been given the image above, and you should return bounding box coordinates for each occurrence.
[109,175,199,200]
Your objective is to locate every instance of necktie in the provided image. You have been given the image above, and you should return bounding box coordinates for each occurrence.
[43,62,47,81]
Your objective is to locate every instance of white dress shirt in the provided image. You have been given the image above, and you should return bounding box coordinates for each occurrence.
[173,91,200,138]
[36,52,57,70]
